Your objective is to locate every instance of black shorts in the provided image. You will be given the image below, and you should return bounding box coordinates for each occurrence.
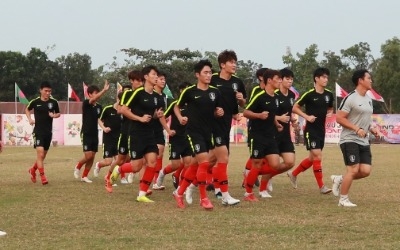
[129,132,158,160]
[168,136,193,160]
[117,133,129,155]
[187,131,214,155]
[304,131,325,151]
[249,134,279,159]
[276,135,295,153]
[81,133,99,152]
[154,129,165,145]
[33,133,52,151]
[340,142,372,166]
[102,136,118,158]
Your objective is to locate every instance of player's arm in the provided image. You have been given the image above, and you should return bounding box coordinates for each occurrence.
[98,118,110,133]
[89,80,110,105]
[119,105,150,123]
[159,115,175,136]
[236,80,247,107]
[292,103,316,123]
[49,101,61,118]
[243,94,268,120]
[336,110,366,138]
[25,102,34,125]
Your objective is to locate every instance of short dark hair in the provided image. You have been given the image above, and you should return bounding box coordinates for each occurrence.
[313,67,330,82]
[141,65,159,81]
[122,84,132,91]
[263,69,281,83]
[280,68,294,78]
[158,71,167,78]
[194,59,213,74]
[256,68,268,81]
[40,81,52,89]
[128,70,142,81]
[217,50,237,68]
[352,69,370,86]
[87,85,100,94]
[178,81,191,91]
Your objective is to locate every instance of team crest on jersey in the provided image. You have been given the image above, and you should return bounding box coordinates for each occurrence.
[349,155,356,163]
[194,144,201,152]
[209,92,216,101]
[120,147,125,153]
[253,150,259,157]
[311,141,316,148]
[215,137,222,144]
[154,97,158,105]
[48,103,53,109]
[36,139,40,146]
[97,108,101,114]
[131,151,137,158]
[324,95,330,103]
[275,98,279,107]
[290,98,294,106]
[232,83,238,91]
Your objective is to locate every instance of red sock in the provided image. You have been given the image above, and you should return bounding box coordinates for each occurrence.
[106,171,111,179]
[197,162,209,199]
[260,179,267,192]
[38,167,45,175]
[215,163,228,192]
[139,167,155,192]
[179,167,187,184]
[82,168,90,178]
[153,158,163,182]
[245,158,252,170]
[76,162,83,170]
[32,162,38,170]
[312,160,324,188]
[121,172,126,178]
[173,164,183,180]
[245,166,260,193]
[207,166,214,185]
[120,162,133,174]
[292,158,313,176]
[163,164,174,175]
[177,164,198,196]
[260,162,280,175]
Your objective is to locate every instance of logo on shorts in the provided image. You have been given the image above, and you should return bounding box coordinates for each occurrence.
[349,155,356,163]
[194,144,201,152]
[131,151,137,158]
[215,137,222,144]
[36,139,40,145]
[105,151,109,156]
[253,150,259,157]
[325,95,330,103]
[172,152,176,158]
[311,141,316,148]
[232,83,238,91]
[120,147,125,153]
[48,103,53,109]
[84,145,88,151]
[209,92,216,101]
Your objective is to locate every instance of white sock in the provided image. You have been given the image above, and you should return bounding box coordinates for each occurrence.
[138,191,147,197]
[221,192,229,199]
[214,188,221,194]
[340,194,348,200]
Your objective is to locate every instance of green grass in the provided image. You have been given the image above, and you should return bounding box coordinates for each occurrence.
[1,144,400,249]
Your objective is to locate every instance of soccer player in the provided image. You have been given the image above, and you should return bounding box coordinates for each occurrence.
[93,93,123,179]
[73,81,109,183]
[209,49,245,205]
[26,81,60,185]
[111,65,163,202]
[331,69,381,207]
[172,59,224,210]
[288,67,333,194]
[243,69,285,201]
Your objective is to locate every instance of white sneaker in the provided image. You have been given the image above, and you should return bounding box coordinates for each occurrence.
[81,177,93,183]
[127,173,134,184]
[93,162,100,177]
[331,175,342,197]
[320,185,332,194]
[338,198,357,207]
[287,171,297,189]
[259,190,272,198]
[156,171,165,187]
[73,168,80,179]
[185,184,195,204]
[0,230,6,237]
[267,179,273,192]
[152,183,165,190]
[221,195,240,205]
[120,177,128,184]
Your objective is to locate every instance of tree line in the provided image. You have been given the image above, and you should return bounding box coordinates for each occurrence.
[1,37,399,113]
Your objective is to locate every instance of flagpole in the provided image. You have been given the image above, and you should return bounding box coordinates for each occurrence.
[67,83,70,114]
[15,82,17,114]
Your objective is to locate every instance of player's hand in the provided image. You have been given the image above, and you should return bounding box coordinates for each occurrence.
[179,116,188,125]
[258,111,269,120]
[215,107,224,117]
[29,119,35,125]
[236,92,244,101]
[103,80,110,91]
[356,128,367,138]
[276,123,284,132]
[141,114,152,123]
[279,112,290,123]
[326,111,333,118]
[155,108,164,118]
[233,113,242,121]
[306,115,317,123]
[104,127,111,133]
[168,130,176,137]
[370,127,382,139]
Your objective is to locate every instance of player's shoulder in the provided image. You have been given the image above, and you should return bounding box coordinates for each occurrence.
[50,96,58,102]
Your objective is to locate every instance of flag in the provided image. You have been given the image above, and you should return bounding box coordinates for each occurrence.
[117,82,123,93]
[68,83,81,102]
[83,82,89,99]
[15,83,29,104]
[367,88,384,102]
[163,84,174,99]
[289,86,300,100]
[335,83,348,98]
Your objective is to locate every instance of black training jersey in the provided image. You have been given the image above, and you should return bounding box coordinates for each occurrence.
[245,91,279,137]
[164,100,188,137]
[119,90,134,134]
[124,87,162,132]
[275,89,296,135]
[248,85,264,103]
[152,91,168,132]
[100,105,122,139]
[176,85,222,136]
[296,88,334,135]
[211,73,246,131]
[27,97,60,135]
[82,99,102,135]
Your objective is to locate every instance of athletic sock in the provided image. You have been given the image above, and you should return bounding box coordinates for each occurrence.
[197,162,209,199]
[312,159,324,188]
[245,167,260,194]
[153,158,163,183]
[120,162,133,174]
[292,158,313,176]
[82,168,90,178]
[177,164,197,196]
[139,167,155,192]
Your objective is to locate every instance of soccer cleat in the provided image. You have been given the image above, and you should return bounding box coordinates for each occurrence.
[152,183,166,190]
[259,190,272,198]
[73,168,80,179]
[120,177,128,184]
[221,195,241,206]
[320,185,332,194]
[173,191,185,209]
[136,195,154,203]
[287,171,298,189]
[104,176,113,193]
[267,179,273,192]
[185,185,195,205]
[215,191,223,199]
[110,166,120,184]
[93,162,100,177]
[331,175,342,197]
[28,168,37,183]
[81,177,93,183]
[0,230,7,237]
[40,174,48,185]
[244,193,259,202]
[200,198,214,210]
[338,198,357,207]
[156,171,165,187]
[172,174,179,189]
[127,173,134,184]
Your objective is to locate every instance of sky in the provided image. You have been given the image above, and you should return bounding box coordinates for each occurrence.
[1,0,399,70]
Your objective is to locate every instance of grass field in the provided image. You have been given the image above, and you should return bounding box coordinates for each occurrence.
[0,144,400,249]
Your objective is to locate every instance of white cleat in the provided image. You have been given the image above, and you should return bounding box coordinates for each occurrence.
[338,198,357,207]
[221,195,241,205]
[287,171,297,189]
[73,168,80,179]
[93,162,100,177]
[267,179,273,192]
[156,171,165,187]
[185,184,195,205]
[259,190,272,198]
[0,230,7,237]
[81,177,93,183]
[331,175,342,197]
[127,173,134,184]
[320,185,332,194]
[120,177,128,184]
[152,183,165,190]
